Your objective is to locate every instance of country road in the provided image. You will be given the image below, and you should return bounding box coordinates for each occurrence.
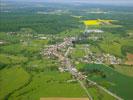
[78,79,93,100]
[86,78,123,100]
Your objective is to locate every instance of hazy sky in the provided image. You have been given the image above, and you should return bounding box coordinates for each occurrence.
[4,0,133,5]
[50,0,133,5]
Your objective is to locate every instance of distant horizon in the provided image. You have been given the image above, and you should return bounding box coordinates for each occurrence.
[2,0,133,6]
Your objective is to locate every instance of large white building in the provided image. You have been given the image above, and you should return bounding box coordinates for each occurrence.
[86,29,104,33]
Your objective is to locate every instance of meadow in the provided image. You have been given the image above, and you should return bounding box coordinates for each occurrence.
[77,63,133,100]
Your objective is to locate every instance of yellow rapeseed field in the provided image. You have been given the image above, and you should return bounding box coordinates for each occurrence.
[83,19,114,26]
[84,20,100,25]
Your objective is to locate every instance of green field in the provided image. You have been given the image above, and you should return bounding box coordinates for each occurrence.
[69,45,86,59]
[114,65,133,77]
[77,63,133,100]
[0,67,87,100]
[87,87,116,100]
[0,66,30,100]
[8,71,87,100]
[97,32,133,57]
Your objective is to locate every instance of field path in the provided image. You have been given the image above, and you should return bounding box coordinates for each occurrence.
[78,80,92,100]
[40,98,89,100]
[86,78,123,100]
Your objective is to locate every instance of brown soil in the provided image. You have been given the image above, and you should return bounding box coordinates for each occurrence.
[125,53,133,65]
[40,98,89,100]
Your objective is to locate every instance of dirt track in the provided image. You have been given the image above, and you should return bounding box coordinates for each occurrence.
[40,98,89,100]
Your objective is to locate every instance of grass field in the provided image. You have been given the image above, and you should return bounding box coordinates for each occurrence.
[71,49,86,58]
[70,45,86,59]
[0,54,28,65]
[0,66,30,100]
[41,98,88,100]
[97,32,133,57]
[89,45,101,54]
[99,40,122,57]
[77,63,133,100]
[9,71,87,100]
[87,87,116,100]
[114,65,133,77]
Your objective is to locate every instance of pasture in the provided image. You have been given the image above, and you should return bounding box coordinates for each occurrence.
[77,63,133,100]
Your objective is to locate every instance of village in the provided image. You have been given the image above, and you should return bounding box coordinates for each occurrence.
[41,29,123,100]
[42,29,122,67]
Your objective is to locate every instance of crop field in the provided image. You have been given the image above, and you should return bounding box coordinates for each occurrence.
[77,63,133,100]
[83,19,114,26]
[114,65,133,77]
[84,20,100,26]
